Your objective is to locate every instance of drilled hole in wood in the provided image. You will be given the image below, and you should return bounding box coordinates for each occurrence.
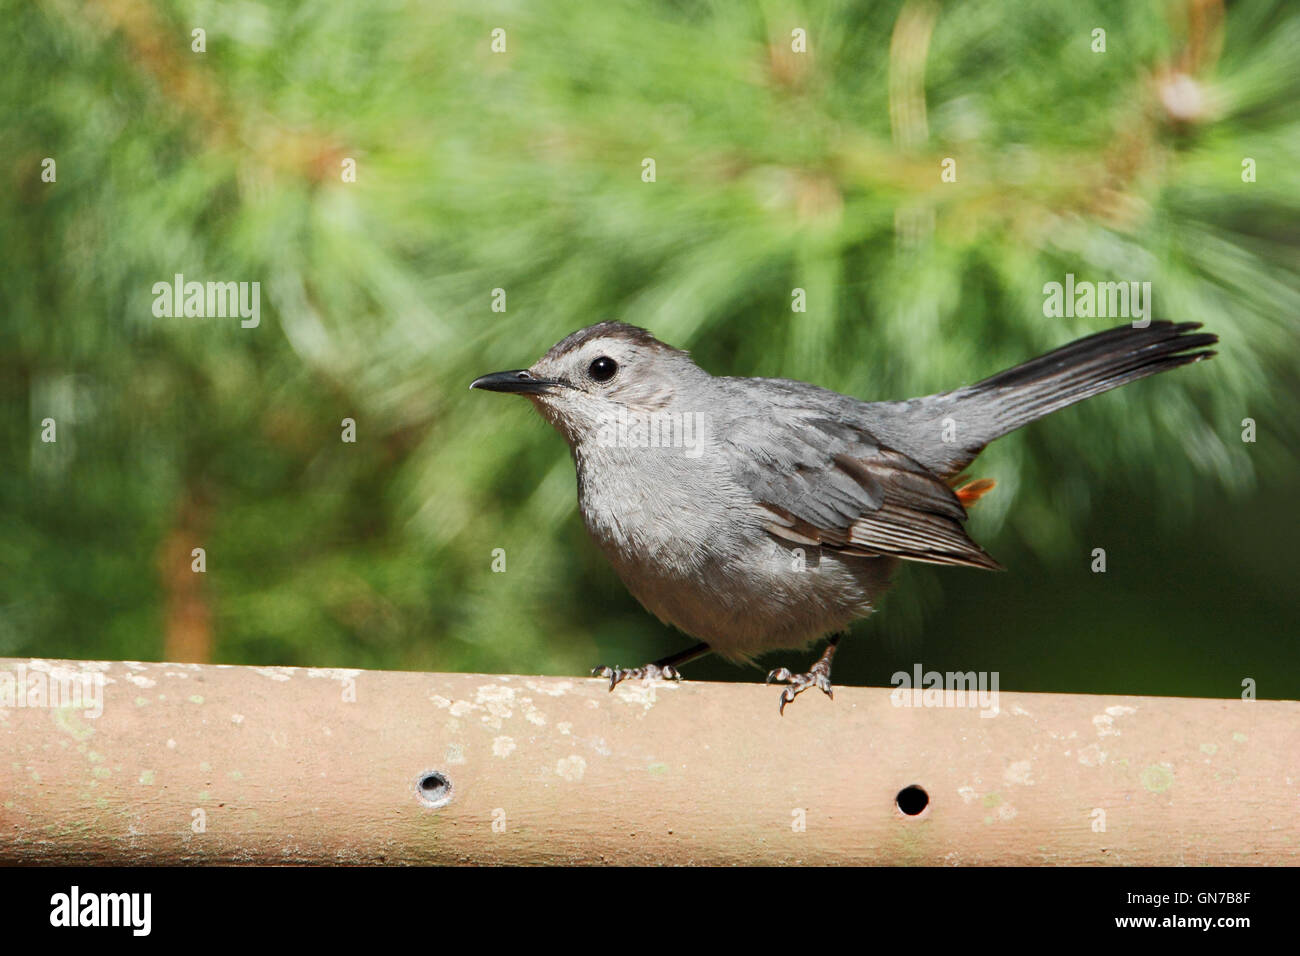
[415,770,453,809]
[896,785,928,816]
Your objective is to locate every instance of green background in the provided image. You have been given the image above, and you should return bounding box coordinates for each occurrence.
[3,0,1297,700]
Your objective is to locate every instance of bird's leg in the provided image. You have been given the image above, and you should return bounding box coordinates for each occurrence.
[592,642,712,691]
[766,635,840,715]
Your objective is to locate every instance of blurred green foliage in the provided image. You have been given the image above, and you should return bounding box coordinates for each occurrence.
[2,0,1297,698]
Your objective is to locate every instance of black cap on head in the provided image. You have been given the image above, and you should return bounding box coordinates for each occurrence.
[543,321,682,362]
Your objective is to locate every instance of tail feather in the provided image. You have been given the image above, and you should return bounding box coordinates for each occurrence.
[964,320,1217,440]
[861,321,1217,480]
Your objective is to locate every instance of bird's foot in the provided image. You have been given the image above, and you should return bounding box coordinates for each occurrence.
[591,663,682,691]
[766,639,839,715]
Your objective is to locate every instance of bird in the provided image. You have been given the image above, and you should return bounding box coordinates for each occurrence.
[471,320,1217,712]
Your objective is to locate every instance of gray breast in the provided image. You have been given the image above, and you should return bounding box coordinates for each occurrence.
[573,439,894,661]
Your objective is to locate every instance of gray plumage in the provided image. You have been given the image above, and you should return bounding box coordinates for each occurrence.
[472,320,1216,668]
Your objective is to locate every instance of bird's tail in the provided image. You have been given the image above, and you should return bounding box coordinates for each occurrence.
[862,321,1217,479]
[957,320,1217,443]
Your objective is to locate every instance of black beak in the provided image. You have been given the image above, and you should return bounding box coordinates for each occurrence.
[469,369,563,395]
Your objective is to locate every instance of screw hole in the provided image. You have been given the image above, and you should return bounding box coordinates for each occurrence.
[415,770,453,809]
[896,784,928,816]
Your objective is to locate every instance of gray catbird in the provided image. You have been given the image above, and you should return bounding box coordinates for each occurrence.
[472,320,1216,712]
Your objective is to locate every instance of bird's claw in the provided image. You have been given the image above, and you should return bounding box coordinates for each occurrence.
[591,663,682,691]
[766,663,834,715]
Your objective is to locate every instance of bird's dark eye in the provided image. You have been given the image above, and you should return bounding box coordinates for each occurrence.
[588,356,618,382]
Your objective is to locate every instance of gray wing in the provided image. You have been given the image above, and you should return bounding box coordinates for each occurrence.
[721,410,1003,571]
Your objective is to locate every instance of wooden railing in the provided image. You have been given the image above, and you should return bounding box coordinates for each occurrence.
[0,658,1295,864]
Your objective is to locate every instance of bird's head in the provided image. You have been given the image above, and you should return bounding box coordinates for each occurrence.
[470,321,707,447]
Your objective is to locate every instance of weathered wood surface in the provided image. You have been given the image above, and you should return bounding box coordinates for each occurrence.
[0,658,1295,864]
